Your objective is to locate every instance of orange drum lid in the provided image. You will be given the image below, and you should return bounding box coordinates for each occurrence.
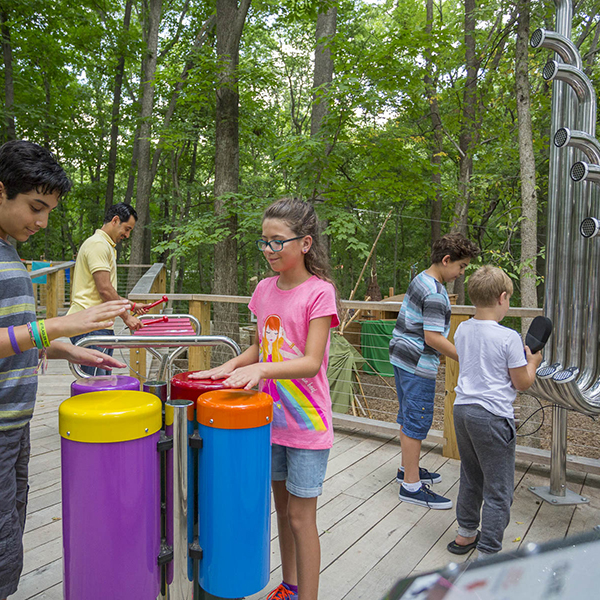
[196,389,273,430]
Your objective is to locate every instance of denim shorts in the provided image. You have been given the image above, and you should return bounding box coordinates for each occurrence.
[394,365,436,441]
[271,444,330,498]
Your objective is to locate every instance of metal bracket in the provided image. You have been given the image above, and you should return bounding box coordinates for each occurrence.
[189,541,203,561]
[529,485,590,505]
[189,431,203,449]
[157,431,173,452]
[157,542,174,565]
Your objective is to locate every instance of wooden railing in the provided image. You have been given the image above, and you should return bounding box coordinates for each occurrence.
[26,261,75,318]
[128,287,559,466]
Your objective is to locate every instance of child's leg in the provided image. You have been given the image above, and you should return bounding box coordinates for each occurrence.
[0,425,30,600]
[455,405,515,554]
[287,494,320,600]
[453,405,485,543]
[477,412,515,554]
[272,480,298,587]
[400,432,422,484]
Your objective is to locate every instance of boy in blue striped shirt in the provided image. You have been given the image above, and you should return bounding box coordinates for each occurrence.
[0,140,130,600]
[390,233,479,509]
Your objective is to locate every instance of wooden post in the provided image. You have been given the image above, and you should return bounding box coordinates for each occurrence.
[130,347,147,383]
[151,265,167,295]
[46,271,59,319]
[26,264,38,314]
[442,313,470,459]
[57,268,65,310]
[189,300,211,371]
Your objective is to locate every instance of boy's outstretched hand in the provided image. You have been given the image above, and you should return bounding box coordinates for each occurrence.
[53,300,131,338]
[47,341,127,370]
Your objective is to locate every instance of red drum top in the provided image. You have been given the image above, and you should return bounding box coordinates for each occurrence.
[170,371,227,405]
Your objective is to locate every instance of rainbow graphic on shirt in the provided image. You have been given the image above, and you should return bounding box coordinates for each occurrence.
[261,314,327,432]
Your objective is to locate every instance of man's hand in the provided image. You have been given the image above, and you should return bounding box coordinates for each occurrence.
[131,302,155,316]
[123,312,142,332]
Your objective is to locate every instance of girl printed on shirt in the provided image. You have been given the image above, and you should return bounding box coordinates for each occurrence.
[261,314,327,432]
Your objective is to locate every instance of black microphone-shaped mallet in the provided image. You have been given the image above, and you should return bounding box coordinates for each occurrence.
[525,316,553,354]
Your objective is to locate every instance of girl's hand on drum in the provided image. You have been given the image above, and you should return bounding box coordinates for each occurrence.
[189,365,233,380]
[222,365,262,390]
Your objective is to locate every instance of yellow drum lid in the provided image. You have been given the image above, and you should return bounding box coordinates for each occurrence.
[59,390,162,443]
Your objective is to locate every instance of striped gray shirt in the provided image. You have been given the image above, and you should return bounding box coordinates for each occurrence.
[0,239,38,431]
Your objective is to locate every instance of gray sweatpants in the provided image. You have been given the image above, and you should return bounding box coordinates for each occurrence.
[453,404,516,555]
[0,423,30,599]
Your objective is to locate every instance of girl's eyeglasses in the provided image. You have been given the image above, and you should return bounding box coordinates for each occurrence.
[256,236,303,253]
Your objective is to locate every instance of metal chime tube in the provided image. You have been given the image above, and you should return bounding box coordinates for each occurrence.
[167,399,194,600]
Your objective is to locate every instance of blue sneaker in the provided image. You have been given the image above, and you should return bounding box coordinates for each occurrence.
[399,484,453,509]
[396,467,442,485]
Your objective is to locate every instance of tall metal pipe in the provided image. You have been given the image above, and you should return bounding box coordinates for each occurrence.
[554,128,600,164]
[166,400,194,600]
[542,60,595,374]
[530,28,581,69]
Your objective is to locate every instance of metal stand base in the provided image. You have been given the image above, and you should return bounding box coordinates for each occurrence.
[528,485,589,505]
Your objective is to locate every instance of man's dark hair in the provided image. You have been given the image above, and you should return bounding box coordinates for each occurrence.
[104,202,138,224]
[0,140,72,199]
[431,232,480,264]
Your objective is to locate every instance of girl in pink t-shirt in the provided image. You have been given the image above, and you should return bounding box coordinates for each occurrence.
[191,198,339,600]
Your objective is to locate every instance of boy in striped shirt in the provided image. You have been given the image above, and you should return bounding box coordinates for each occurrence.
[0,140,130,599]
[389,233,479,509]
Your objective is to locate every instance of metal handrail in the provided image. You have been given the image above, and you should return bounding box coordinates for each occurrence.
[69,335,241,379]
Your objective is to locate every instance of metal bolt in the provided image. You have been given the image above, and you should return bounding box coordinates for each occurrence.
[582,497,588,501]
[266,416,270,422]
[145,428,149,433]
[210,418,214,424]
[552,499,558,504]
[67,431,70,436]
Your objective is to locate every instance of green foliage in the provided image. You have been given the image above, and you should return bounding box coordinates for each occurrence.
[1,0,596,307]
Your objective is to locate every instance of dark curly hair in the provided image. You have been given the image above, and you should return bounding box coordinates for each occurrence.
[431,232,480,264]
[0,140,71,199]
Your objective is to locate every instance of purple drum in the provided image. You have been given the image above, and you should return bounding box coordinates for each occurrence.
[70,375,140,397]
[59,390,162,600]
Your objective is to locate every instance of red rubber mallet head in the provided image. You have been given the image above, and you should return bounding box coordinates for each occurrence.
[145,295,169,310]
[141,316,169,326]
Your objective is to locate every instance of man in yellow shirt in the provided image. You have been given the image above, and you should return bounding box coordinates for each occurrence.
[68,203,147,375]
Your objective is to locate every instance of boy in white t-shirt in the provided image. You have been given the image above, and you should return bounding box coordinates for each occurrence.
[447,266,542,557]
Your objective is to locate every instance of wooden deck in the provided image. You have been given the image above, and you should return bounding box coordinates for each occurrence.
[14,356,600,600]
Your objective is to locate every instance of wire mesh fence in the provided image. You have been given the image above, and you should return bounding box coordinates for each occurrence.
[35,260,600,462]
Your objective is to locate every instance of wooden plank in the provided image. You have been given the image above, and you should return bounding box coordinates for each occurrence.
[45,271,59,319]
[567,473,600,536]
[443,314,470,459]
[319,459,461,600]
[333,414,445,446]
[189,300,211,371]
[11,558,62,600]
[519,467,586,547]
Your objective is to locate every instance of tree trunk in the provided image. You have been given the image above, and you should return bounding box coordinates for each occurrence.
[0,8,15,142]
[310,3,337,255]
[424,0,443,245]
[451,0,480,303]
[129,0,162,287]
[516,0,538,320]
[105,0,133,214]
[212,0,251,354]
[310,4,337,138]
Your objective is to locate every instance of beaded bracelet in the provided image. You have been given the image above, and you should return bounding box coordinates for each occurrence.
[8,325,22,355]
[38,320,50,348]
